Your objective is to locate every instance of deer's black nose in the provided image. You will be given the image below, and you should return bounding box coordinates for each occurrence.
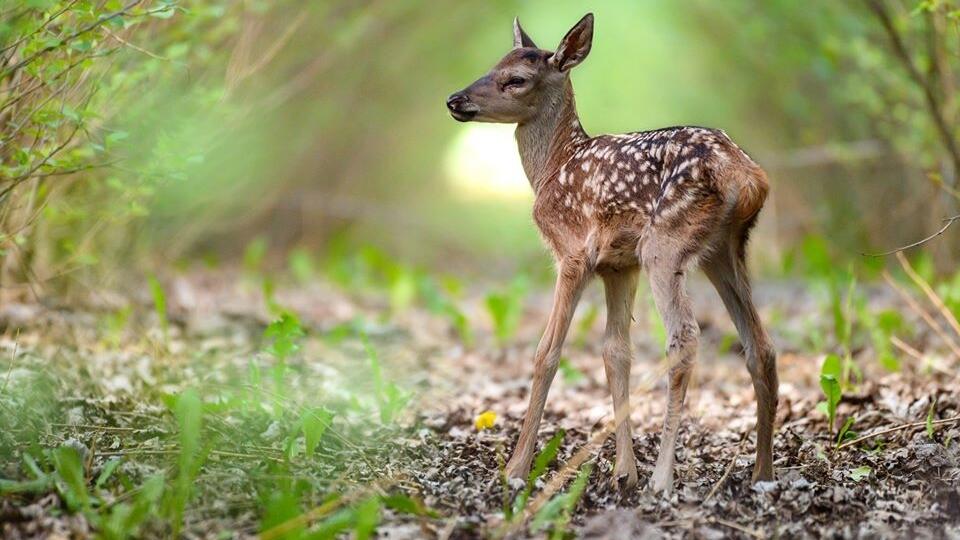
[446,93,468,111]
[446,92,478,121]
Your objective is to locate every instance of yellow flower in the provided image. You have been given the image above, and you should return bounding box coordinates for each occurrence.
[474,410,497,431]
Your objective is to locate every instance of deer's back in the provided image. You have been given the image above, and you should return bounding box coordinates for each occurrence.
[534,126,765,261]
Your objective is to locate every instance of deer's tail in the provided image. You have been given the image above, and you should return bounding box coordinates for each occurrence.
[712,149,769,262]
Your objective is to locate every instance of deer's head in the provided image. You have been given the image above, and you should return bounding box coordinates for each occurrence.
[446,13,594,124]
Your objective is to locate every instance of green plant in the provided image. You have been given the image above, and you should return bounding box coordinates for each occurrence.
[148,275,168,339]
[99,474,166,540]
[167,388,206,537]
[859,307,906,372]
[829,271,860,387]
[847,465,871,482]
[485,277,529,346]
[288,248,316,284]
[510,429,565,519]
[530,462,592,539]
[264,312,306,401]
[573,304,599,347]
[818,354,843,433]
[244,236,268,276]
[362,334,411,424]
[299,407,334,460]
[558,357,585,385]
[418,274,473,346]
[836,416,857,447]
[52,446,91,514]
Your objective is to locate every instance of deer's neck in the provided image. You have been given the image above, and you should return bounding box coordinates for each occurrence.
[515,80,586,193]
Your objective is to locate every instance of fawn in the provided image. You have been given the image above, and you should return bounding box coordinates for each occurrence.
[446,13,777,493]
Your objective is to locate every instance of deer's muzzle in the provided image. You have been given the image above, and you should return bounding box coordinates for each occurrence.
[446,92,478,122]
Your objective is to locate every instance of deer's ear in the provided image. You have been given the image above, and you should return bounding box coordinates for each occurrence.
[550,13,593,71]
[513,17,537,49]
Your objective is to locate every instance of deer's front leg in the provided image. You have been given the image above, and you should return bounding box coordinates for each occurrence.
[504,257,590,481]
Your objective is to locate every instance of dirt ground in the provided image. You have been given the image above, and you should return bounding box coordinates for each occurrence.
[1,270,958,538]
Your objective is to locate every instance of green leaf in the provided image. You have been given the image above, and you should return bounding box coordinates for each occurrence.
[95,458,122,489]
[820,354,843,433]
[353,497,380,540]
[531,462,592,537]
[836,417,857,446]
[381,493,439,518]
[558,357,584,385]
[847,465,871,482]
[53,446,90,513]
[301,408,334,459]
[147,275,167,338]
[243,236,268,275]
[529,430,565,484]
[512,430,565,517]
[264,312,305,360]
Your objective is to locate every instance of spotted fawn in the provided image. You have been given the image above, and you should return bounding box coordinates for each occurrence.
[446,13,777,494]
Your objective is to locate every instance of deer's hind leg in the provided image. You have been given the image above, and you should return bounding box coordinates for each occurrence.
[642,234,700,494]
[701,227,778,482]
[640,204,726,494]
[601,269,640,490]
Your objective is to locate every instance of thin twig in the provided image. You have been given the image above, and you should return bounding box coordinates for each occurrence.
[863,215,960,256]
[890,335,924,363]
[50,423,136,432]
[837,414,960,450]
[882,271,960,359]
[895,251,960,339]
[704,433,748,502]
[1,329,20,394]
[101,26,167,60]
[709,517,764,538]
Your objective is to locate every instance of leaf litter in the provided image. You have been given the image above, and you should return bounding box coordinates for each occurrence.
[0,268,957,538]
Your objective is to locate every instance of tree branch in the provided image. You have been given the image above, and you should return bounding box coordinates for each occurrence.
[863,214,960,256]
[865,0,960,177]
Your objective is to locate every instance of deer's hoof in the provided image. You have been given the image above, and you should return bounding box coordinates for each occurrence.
[649,468,673,495]
[751,466,774,483]
[612,462,638,493]
[503,459,530,484]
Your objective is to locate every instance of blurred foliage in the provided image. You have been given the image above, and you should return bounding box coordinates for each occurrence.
[1,0,959,298]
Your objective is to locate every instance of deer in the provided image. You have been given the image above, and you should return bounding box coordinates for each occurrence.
[445,13,778,494]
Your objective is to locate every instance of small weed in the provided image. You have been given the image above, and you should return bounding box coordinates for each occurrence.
[558,357,585,385]
[299,408,335,459]
[847,465,871,482]
[362,334,411,424]
[511,430,565,519]
[167,388,206,537]
[288,248,316,284]
[244,236,268,276]
[836,416,857,447]
[574,304,599,347]
[485,277,529,346]
[52,446,91,514]
[531,462,592,539]
[147,275,168,339]
[818,354,843,433]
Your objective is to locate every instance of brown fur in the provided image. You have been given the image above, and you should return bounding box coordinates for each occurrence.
[446,13,778,493]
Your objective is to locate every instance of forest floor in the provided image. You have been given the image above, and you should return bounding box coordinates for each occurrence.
[1,268,959,539]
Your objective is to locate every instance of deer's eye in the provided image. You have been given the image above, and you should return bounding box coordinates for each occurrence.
[504,77,526,89]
